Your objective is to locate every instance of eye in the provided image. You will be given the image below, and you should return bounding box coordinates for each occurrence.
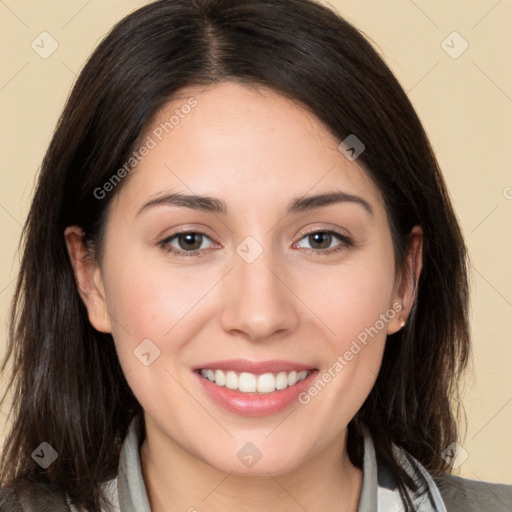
[159,231,215,257]
[295,230,352,256]
[158,229,352,258]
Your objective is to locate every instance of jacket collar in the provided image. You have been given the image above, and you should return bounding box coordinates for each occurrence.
[114,414,447,511]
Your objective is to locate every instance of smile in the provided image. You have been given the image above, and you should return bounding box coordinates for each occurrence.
[199,369,310,394]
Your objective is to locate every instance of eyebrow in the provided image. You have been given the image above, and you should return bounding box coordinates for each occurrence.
[136,190,373,217]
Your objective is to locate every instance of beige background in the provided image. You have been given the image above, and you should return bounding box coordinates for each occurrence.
[1,0,511,485]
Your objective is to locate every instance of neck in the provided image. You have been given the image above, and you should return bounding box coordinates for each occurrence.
[139,420,363,512]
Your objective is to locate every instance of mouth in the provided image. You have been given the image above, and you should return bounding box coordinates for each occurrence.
[193,359,318,416]
[197,368,311,394]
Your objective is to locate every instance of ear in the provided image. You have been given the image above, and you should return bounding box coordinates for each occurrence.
[64,226,112,333]
[387,225,423,335]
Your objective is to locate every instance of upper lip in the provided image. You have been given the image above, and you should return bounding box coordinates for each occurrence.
[193,358,316,374]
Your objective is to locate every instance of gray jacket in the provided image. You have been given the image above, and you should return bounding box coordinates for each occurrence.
[1,415,511,511]
[2,473,511,512]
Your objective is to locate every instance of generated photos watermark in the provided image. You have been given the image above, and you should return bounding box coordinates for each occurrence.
[93,97,198,200]
[298,302,403,405]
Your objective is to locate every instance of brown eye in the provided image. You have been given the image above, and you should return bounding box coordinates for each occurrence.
[296,230,352,256]
[306,232,333,249]
[174,233,204,251]
[159,231,214,256]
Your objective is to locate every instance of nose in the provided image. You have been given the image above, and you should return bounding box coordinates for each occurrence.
[219,244,300,343]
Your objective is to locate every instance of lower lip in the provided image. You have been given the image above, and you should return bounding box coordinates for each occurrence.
[194,370,318,417]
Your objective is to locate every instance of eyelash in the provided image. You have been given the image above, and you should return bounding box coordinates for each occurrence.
[158,229,352,258]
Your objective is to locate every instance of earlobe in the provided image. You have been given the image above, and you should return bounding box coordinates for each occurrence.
[387,226,423,335]
[386,302,406,335]
[64,226,112,333]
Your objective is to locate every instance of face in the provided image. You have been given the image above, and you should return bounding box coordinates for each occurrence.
[67,81,418,477]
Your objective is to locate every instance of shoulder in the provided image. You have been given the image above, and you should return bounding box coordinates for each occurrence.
[0,479,71,512]
[434,471,512,512]
[0,486,23,512]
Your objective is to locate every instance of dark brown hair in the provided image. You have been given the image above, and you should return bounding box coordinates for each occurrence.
[0,0,470,510]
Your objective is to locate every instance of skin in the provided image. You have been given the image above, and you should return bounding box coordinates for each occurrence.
[65,81,422,512]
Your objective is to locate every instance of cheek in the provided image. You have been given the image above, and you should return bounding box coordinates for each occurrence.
[295,247,395,419]
[304,250,396,347]
[102,244,207,339]
[100,250,200,418]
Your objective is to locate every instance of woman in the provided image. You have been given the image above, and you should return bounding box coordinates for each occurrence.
[0,0,511,510]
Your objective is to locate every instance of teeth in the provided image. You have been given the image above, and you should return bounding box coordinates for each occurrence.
[275,372,289,390]
[288,371,298,386]
[239,372,257,392]
[214,369,225,386]
[199,368,310,393]
[225,371,238,390]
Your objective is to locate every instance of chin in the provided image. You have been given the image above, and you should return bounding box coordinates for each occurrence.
[200,445,305,477]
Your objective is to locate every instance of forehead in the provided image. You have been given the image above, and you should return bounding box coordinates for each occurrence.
[110,81,385,217]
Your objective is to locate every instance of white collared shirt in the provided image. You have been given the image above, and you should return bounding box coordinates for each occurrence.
[69,414,447,511]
